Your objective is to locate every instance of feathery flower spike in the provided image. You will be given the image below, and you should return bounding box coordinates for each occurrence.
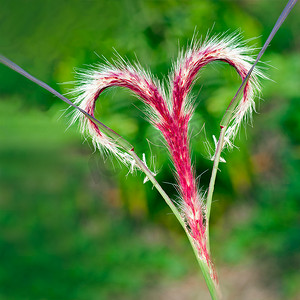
[72,34,262,282]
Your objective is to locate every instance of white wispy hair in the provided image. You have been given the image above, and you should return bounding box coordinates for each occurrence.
[171,33,266,150]
[70,60,167,170]
[70,33,264,172]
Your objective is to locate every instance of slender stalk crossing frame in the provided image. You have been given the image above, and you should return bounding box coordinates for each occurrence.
[205,0,298,249]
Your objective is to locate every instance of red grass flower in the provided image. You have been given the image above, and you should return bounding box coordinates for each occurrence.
[72,33,262,281]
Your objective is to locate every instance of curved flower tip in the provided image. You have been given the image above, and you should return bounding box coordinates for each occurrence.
[173,33,265,150]
[70,60,168,171]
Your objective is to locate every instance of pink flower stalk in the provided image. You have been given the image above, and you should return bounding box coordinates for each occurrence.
[72,34,261,281]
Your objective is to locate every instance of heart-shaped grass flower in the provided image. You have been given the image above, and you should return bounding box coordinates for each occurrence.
[0,3,295,298]
[71,33,262,282]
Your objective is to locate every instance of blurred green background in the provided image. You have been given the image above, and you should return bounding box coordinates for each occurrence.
[0,0,299,299]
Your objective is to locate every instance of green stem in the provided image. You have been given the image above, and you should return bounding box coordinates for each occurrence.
[205,126,226,252]
[130,150,219,299]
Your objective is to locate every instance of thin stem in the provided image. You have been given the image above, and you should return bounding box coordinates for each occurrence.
[129,150,219,299]
[221,0,297,127]
[205,126,226,252]
[0,55,134,152]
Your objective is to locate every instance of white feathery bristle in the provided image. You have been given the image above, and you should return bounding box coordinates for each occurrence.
[70,33,265,172]
[70,66,138,170]
[173,33,265,149]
